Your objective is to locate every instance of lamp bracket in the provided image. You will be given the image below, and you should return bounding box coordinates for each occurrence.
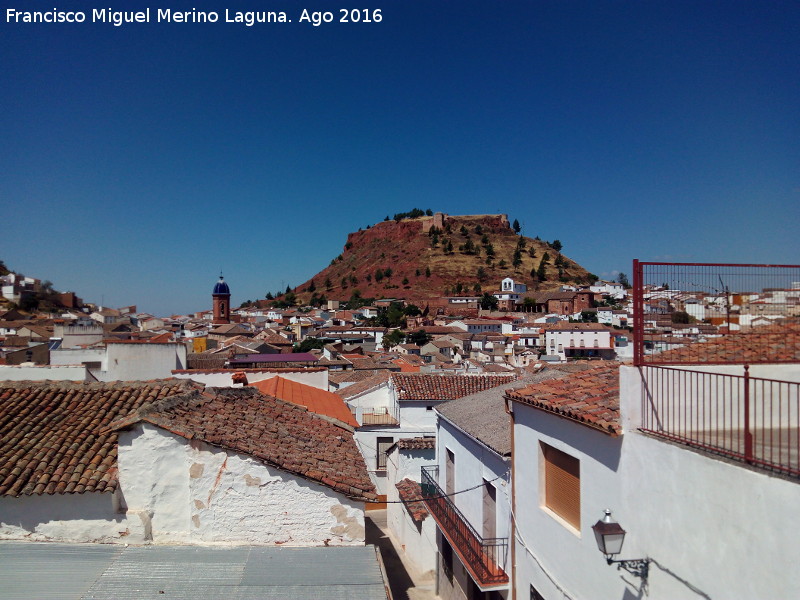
[606,557,650,579]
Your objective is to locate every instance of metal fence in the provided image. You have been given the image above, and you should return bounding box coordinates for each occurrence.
[420,466,509,586]
[640,365,800,477]
[632,261,800,366]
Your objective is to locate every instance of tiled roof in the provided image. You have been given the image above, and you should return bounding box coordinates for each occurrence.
[229,352,318,364]
[111,387,376,501]
[329,369,383,385]
[506,364,621,436]
[391,373,517,401]
[652,322,800,364]
[394,437,436,450]
[396,478,429,522]
[252,376,359,429]
[336,371,392,401]
[0,380,198,497]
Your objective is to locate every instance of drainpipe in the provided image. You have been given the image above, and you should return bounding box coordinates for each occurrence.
[504,394,516,600]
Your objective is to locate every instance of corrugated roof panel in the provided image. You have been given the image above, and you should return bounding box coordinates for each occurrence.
[0,543,387,600]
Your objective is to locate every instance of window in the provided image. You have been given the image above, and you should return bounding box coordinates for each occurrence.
[441,537,454,583]
[376,437,393,471]
[542,443,580,529]
[530,585,545,600]
[445,448,455,495]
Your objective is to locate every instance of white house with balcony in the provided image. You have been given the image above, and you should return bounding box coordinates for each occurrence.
[505,353,800,600]
[420,381,517,600]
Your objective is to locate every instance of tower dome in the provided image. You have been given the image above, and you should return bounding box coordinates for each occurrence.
[213,276,230,295]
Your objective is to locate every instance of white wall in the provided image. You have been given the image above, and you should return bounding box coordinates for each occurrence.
[0,364,87,381]
[104,343,187,381]
[436,417,512,574]
[118,424,365,546]
[0,490,125,543]
[172,368,328,390]
[355,427,431,496]
[512,404,624,600]
[386,445,437,580]
[513,367,800,600]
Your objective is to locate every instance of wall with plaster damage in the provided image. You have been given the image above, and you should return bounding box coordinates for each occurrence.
[118,423,365,545]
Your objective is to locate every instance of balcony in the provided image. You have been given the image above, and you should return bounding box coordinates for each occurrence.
[420,466,509,588]
[354,406,399,426]
[640,365,799,477]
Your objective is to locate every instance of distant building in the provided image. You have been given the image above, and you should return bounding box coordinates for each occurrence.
[212,275,231,324]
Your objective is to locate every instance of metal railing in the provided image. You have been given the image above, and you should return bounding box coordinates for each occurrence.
[420,466,509,586]
[353,404,399,426]
[640,366,800,477]
[632,261,800,366]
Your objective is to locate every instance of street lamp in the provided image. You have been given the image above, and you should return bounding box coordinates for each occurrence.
[591,509,650,579]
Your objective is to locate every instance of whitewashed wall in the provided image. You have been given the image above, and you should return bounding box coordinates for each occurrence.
[386,445,437,580]
[104,343,187,381]
[513,367,800,600]
[355,426,430,496]
[0,490,125,543]
[118,424,365,546]
[0,364,87,381]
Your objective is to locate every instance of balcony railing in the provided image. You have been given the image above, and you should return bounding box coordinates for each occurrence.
[353,405,399,426]
[420,466,509,587]
[640,366,800,477]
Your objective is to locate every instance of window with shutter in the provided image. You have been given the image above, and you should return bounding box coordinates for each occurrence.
[542,443,580,529]
[376,437,393,471]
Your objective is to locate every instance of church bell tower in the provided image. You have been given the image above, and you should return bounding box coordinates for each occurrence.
[212,275,231,324]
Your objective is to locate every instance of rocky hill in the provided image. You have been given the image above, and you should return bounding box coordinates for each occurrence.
[281,213,594,307]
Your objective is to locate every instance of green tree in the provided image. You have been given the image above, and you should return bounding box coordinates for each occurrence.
[476,266,488,282]
[407,329,430,347]
[480,292,499,310]
[308,279,316,292]
[551,239,563,252]
[426,208,433,216]
[425,267,431,278]
[536,261,547,282]
[325,277,332,290]
[528,247,536,258]
[402,277,409,285]
[375,269,384,282]
[475,224,483,235]
[617,272,631,288]
[265,291,274,300]
[513,219,521,233]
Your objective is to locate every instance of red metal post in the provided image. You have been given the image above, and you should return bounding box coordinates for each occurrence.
[743,365,753,463]
[632,259,642,366]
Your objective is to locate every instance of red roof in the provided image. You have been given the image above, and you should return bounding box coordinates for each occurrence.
[391,373,517,401]
[112,387,376,501]
[506,364,621,436]
[252,376,359,429]
[0,380,199,497]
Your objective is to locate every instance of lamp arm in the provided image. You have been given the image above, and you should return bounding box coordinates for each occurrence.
[606,557,650,579]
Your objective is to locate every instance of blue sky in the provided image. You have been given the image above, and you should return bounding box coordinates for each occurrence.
[2,1,798,316]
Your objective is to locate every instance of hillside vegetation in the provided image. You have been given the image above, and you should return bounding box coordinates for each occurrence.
[269,213,594,307]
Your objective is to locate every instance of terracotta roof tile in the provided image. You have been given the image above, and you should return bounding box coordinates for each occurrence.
[112,387,376,501]
[394,437,436,450]
[0,380,199,497]
[336,371,392,401]
[396,478,429,522]
[391,373,517,401]
[252,376,359,429]
[652,322,800,364]
[506,364,621,436]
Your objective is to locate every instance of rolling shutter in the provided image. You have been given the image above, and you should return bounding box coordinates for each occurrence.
[544,444,580,528]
